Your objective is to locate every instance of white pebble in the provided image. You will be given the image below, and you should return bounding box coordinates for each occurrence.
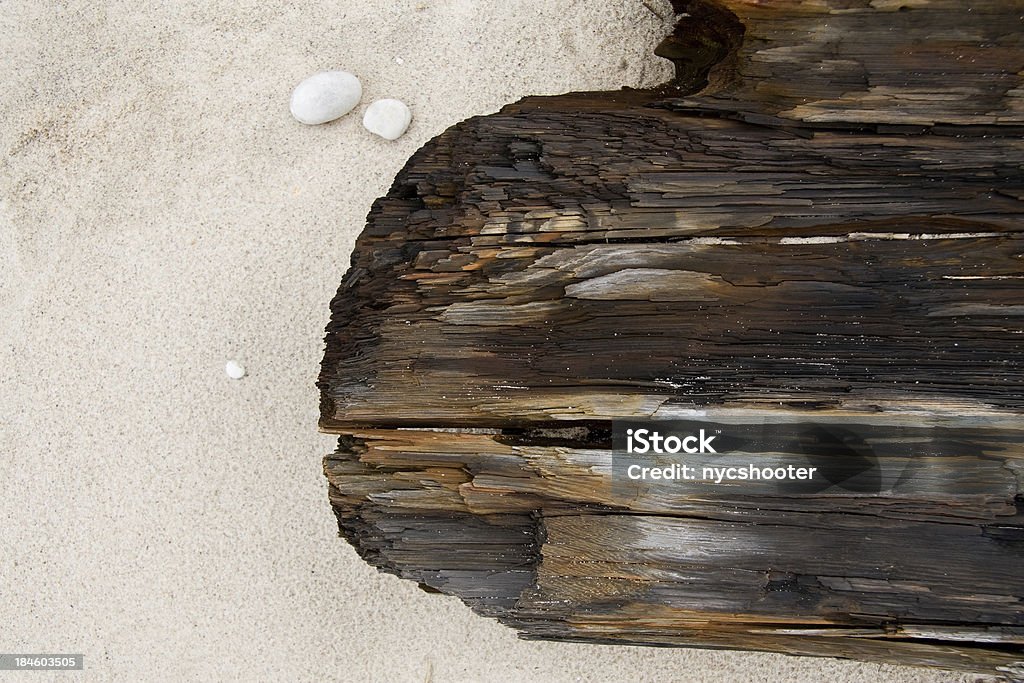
[290,71,362,125]
[362,98,412,140]
[225,360,246,380]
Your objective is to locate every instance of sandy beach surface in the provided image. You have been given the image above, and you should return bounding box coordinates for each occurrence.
[0,1,975,680]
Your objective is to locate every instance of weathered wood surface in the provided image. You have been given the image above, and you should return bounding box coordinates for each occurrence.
[319,0,1024,677]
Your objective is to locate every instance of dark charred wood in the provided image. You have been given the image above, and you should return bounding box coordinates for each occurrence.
[319,1,1024,678]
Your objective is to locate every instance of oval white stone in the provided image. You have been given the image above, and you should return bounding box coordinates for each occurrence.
[290,71,362,125]
[225,360,246,379]
[362,98,412,140]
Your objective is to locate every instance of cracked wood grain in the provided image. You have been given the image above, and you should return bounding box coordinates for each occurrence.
[319,0,1024,677]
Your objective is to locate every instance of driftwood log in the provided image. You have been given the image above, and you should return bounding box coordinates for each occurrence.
[319,0,1024,677]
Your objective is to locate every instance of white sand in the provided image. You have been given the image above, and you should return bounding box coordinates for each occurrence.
[0,1,971,680]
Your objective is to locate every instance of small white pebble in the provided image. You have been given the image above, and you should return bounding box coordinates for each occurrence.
[362,98,412,140]
[394,56,404,65]
[225,360,246,379]
[290,70,362,125]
